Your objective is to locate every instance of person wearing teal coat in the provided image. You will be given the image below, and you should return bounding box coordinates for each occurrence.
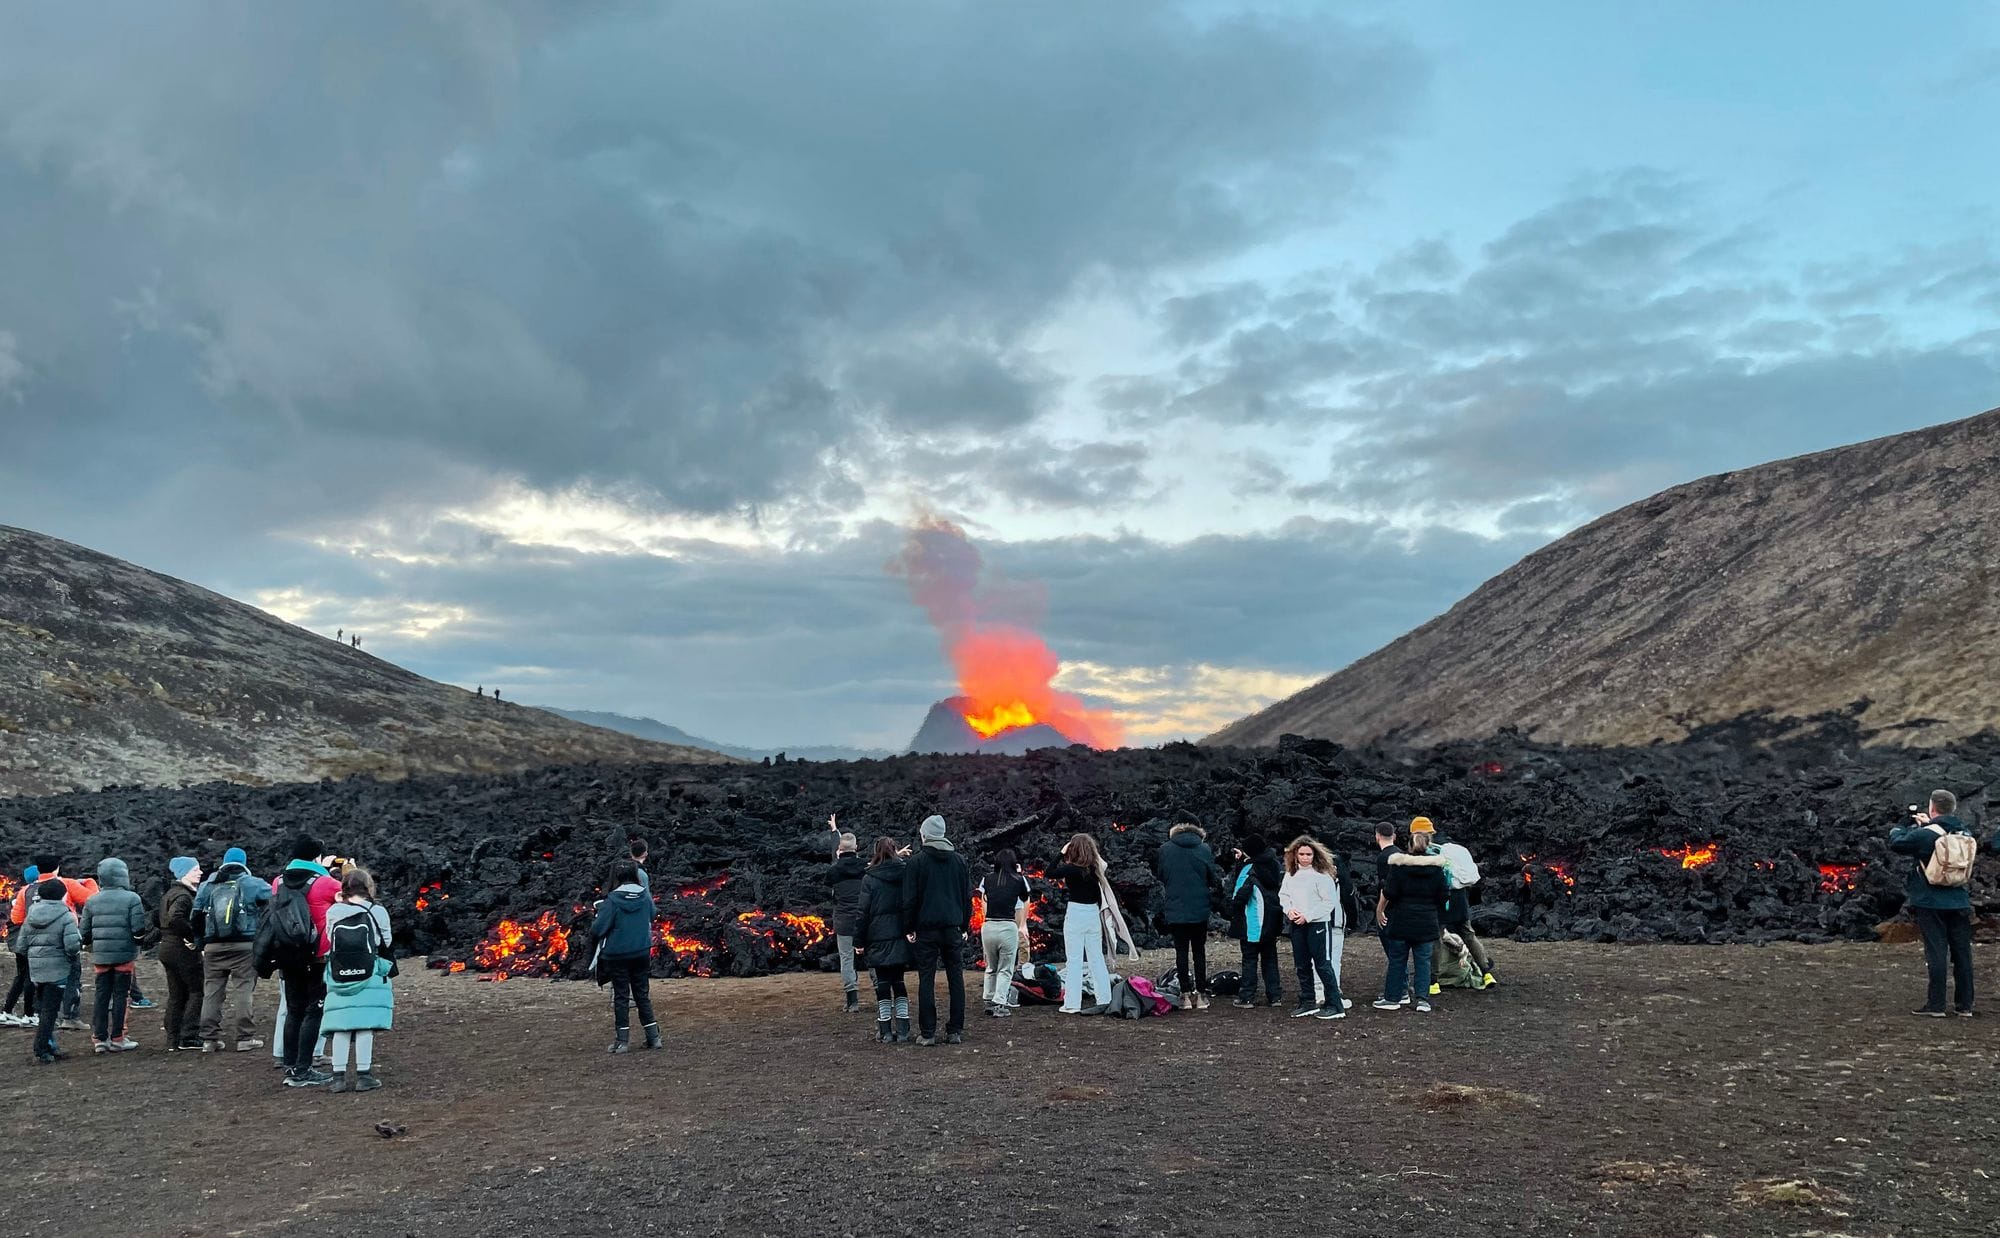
[319,867,394,1093]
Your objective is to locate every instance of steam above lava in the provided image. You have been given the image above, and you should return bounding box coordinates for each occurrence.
[892,517,1123,751]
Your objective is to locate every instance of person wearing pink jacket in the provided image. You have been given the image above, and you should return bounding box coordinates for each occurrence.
[269,836,342,1088]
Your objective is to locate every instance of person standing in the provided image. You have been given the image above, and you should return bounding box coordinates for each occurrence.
[78,857,151,1053]
[321,867,396,1090]
[978,850,1030,1019]
[853,837,913,1043]
[1372,822,1411,1004]
[1049,834,1115,1016]
[1375,832,1449,1013]
[1888,790,1978,1017]
[267,837,341,1087]
[1157,823,1222,1009]
[901,815,973,1046]
[590,861,659,1053]
[21,880,82,1064]
[3,864,40,1028]
[1227,833,1284,1009]
[826,816,868,1014]
[157,857,206,1050]
[29,855,94,1029]
[193,847,270,1053]
[1278,837,1347,1020]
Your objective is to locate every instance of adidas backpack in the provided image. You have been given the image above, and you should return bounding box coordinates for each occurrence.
[328,908,382,985]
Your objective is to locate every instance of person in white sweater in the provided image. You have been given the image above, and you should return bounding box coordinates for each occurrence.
[1278,836,1347,1020]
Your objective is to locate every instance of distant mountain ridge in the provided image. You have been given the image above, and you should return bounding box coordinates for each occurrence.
[0,526,735,796]
[1210,407,2000,749]
[535,707,895,763]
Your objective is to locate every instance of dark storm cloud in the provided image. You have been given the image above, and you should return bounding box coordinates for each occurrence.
[0,2,1422,550]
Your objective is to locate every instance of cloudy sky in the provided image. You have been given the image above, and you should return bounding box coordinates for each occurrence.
[3,3,1997,750]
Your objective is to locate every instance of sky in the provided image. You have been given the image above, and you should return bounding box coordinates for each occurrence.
[2,2,1997,751]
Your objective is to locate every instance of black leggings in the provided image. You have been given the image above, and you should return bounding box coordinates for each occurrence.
[608,955,656,1030]
[871,966,908,1000]
[4,954,30,1015]
[280,963,327,1071]
[1170,924,1208,995]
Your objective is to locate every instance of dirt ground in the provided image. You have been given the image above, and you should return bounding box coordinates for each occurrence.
[10,941,1998,1238]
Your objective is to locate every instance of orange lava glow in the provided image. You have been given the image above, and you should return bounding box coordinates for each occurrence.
[1817,863,1865,893]
[471,910,572,974]
[735,910,830,947]
[0,876,15,905]
[414,881,448,912]
[1657,844,1720,870]
[1520,854,1576,892]
[969,892,987,935]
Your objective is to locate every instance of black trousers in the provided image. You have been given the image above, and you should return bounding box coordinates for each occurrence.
[870,966,908,1000]
[279,962,327,1071]
[160,946,204,1043]
[1913,907,1975,1012]
[4,954,29,1014]
[91,967,132,1043]
[607,955,655,1031]
[911,927,966,1038]
[34,980,64,1058]
[1170,923,1209,995]
[1239,935,1281,1003]
[1289,921,1344,1010]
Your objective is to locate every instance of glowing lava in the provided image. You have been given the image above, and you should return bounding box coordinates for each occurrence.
[1657,844,1720,870]
[965,701,1037,739]
[414,881,448,912]
[1520,854,1576,892]
[471,909,574,975]
[1817,863,1865,893]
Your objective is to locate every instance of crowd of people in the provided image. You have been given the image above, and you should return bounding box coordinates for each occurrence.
[5,834,397,1088]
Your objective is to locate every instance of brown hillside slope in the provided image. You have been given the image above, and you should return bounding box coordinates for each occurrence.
[0,526,735,796]
[1209,408,2000,749]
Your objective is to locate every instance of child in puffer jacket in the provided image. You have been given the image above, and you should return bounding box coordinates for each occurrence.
[21,880,82,1063]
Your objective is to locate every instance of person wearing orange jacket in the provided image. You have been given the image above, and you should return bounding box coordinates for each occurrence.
[2,865,41,1027]
[30,855,95,1028]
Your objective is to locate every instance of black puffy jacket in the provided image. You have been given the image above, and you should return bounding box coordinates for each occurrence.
[853,859,912,969]
[1157,830,1219,926]
[828,853,868,937]
[901,845,972,933]
[1383,855,1448,941]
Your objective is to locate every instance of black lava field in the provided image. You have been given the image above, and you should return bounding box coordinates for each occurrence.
[2,712,1994,979]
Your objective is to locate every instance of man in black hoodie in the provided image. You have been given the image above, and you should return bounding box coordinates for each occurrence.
[901,814,972,1046]
[826,817,868,1014]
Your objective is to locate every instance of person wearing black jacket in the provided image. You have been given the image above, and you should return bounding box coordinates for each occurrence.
[1888,790,1978,1016]
[1227,833,1284,1009]
[158,857,205,1050]
[901,815,973,1046]
[826,816,868,1014]
[1373,836,1449,1013]
[853,838,913,1043]
[1158,824,1222,1009]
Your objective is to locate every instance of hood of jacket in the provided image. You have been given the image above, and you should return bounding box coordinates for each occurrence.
[603,884,650,914]
[96,857,132,890]
[1389,852,1449,868]
[1170,832,1206,851]
[865,857,906,885]
[279,866,321,892]
[830,853,869,881]
[921,837,957,854]
[212,862,249,884]
[26,898,70,930]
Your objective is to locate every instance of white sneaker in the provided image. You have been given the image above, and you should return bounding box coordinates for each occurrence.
[1414,1001,1432,1013]
[0,1013,26,1027]
[1342,998,1354,1010]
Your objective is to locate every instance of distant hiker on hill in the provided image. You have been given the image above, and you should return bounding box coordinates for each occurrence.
[1157,823,1222,1010]
[476,685,483,697]
[1889,790,1978,1017]
[321,866,395,1091]
[901,815,973,1046]
[2,864,40,1028]
[590,861,659,1054]
[1278,836,1347,1021]
[194,846,270,1052]
[1228,833,1283,1009]
[826,816,866,1013]
[21,879,81,1064]
[1048,833,1115,1016]
[853,836,912,1043]
[978,849,1030,1019]
[493,688,501,701]
[158,857,205,1050]
[78,857,152,1053]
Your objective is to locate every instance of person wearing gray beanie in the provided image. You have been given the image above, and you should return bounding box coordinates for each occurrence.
[902,815,973,1045]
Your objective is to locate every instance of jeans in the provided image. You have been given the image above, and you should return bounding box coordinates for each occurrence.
[34,980,64,1058]
[199,941,259,1044]
[161,944,204,1043]
[912,926,967,1037]
[279,962,327,1071]
[1060,902,1112,1012]
[607,955,655,1031]
[1383,936,1434,1003]
[1238,935,1281,1004]
[1913,907,1975,1012]
[4,953,29,1014]
[981,921,1020,1003]
[91,964,133,1042]
[1289,921,1344,1010]
[835,934,858,994]
[1169,923,1209,996]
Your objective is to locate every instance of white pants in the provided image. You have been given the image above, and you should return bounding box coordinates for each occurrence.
[1302,926,1346,1007]
[1060,903,1112,1012]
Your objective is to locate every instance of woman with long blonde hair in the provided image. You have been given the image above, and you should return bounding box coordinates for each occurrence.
[1278,836,1346,1020]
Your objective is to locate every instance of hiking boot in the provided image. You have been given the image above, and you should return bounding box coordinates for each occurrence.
[1315,1005,1346,1020]
[643,1023,662,1050]
[1291,1003,1318,1018]
[891,1015,912,1043]
[1371,999,1401,1011]
[329,1074,350,1094]
[1415,1001,1432,1013]
[875,1018,893,1042]
[285,1068,333,1088]
[945,1031,964,1044]
[35,1052,60,1065]
[352,1071,382,1092]
[1912,1008,1949,1018]
[608,1028,631,1054]
[109,1037,140,1052]
[844,990,860,1014]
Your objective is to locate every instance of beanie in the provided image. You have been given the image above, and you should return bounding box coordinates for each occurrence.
[1237,831,1266,856]
[920,815,947,842]
[1409,816,1435,835]
[223,847,248,867]
[169,856,199,881]
[38,879,65,902]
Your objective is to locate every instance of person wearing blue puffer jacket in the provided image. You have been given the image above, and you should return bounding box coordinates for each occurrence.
[590,862,658,1054]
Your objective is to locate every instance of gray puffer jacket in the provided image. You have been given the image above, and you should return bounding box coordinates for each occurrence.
[78,858,151,966]
[21,898,81,984]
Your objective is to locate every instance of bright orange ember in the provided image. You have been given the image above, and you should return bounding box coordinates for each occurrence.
[1657,844,1720,870]
[1817,863,1865,893]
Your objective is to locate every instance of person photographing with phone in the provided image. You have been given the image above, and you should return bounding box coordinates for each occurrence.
[1889,790,1978,1017]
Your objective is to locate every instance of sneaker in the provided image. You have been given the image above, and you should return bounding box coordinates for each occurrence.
[915,1035,937,1046]
[1912,1008,1949,1018]
[1371,999,1401,1011]
[944,1031,964,1044]
[174,1037,204,1051]
[1291,1003,1318,1018]
[1428,983,1441,996]
[1314,1005,1346,1020]
[329,1075,350,1094]
[990,1006,1012,1018]
[1955,1009,1978,1018]
[1482,973,1497,989]
[1415,1001,1432,1013]
[93,1041,111,1054]
[128,997,155,1010]
[110,1037,140,1052]
[235,1038,265,1051]
[352,1071,382,1093]
[1398,995,1412,1007]
[1230,998,1254,1009]
[201,1040,225,1053]
[34,1053,59,1065]
[284,1068,333,1088]
[58,1018,86,1032]
[1342,998,1354,1009]
[0,1012,25,1027]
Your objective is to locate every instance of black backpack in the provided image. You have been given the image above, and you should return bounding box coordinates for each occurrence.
[327,907,382,985]
[268,880,318,955]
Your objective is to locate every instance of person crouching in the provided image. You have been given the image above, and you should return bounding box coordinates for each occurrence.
[591,862,659,1053]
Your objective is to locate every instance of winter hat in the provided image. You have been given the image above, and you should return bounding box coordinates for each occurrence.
[920,815,947,842]
[1409,816,1435,835]
[37,879,65,902]
[222,847,248,867]
[33,854,60,875]
[169,856,199,881]
[1237,831,1266,856]
[21,865,37,883]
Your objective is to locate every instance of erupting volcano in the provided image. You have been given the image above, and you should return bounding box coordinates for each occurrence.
[893,517,1123,754]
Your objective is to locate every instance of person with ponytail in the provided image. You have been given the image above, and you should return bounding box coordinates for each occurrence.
[852,836,913,1043]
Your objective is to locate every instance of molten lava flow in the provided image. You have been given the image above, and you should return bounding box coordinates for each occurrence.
[1519,854,1576,892]
[969,892,987,935]
[677,873,732,901]
[1657,844,1720,870]
[1818,863,1865,893]
[893,517,1124,748]
[654,919,710,972]
[414,881,449,912]
[471,909,573,976]
[735,910,830,950]
[0,876,15,905]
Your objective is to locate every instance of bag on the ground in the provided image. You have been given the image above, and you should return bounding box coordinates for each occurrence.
[1439,842,1481,887]
[1207,969,1241,996]
[1436,931,1485,989]
[1105,977,1147,1019]
[1125,974,1174,1016]
[1924,828,1977,888]
[1154,968,1184,1000]
[1012,964,1062,1006]
[328,912,381,985]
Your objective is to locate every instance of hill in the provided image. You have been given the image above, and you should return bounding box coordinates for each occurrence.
[534,706,893,763]
[1210,407,2000,749]
[0,526,735,796]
